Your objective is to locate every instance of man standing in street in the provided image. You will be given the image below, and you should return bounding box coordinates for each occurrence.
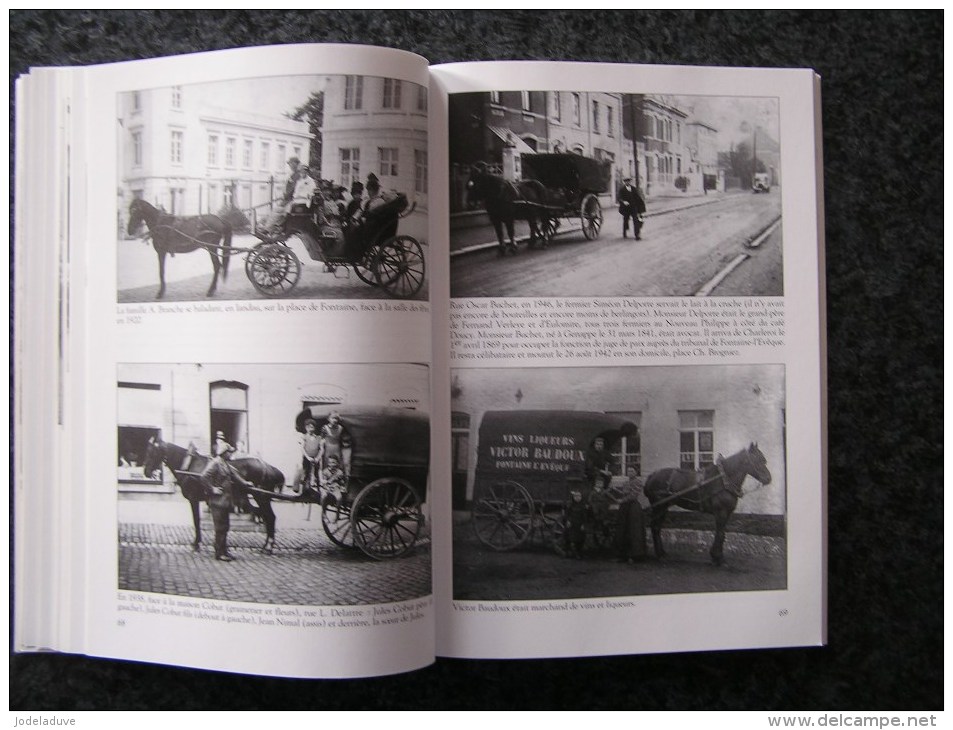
[618,177,646,240]
[201,438,253,562]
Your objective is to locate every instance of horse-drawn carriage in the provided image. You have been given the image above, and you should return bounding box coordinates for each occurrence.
[143,406,429,561]
[468,410,774,565]
[465,154,611,255]
[127,192,425,300]
[520,153,612,242]
[295,406,430,560]
[249,192,426,299]
[469,410,638,553]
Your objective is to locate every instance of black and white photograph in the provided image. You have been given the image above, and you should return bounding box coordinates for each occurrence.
[117,362,431,605]
[118,74,428,302]
[451,364,786,601]
[449,92,781,298]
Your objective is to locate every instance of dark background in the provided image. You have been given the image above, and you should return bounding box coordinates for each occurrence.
[10,10,942,710]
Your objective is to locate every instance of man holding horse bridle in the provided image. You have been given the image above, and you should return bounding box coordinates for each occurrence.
[201,437,254,562]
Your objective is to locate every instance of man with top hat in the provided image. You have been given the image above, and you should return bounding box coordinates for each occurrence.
[617,177,646,240]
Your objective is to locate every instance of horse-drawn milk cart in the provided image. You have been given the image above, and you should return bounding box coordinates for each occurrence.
[520,153,612,242]
[469,410,638,553]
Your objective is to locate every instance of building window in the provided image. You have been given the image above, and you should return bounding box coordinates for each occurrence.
[340,147,360,187]
[379,147,398,177]
[552,92,561,122]
[293,145,302,162]
[521,91,531,111]
[208,183,218,211]
[415,149,428,194]
[171,85,182,108]
[382,79,402,109]
[210,381,249,456]
[132,131,142,166]
[572,93,581,126]
[416,85,428,112]
[607,107,614,137]
[260,141,270,170]
[225,137,236,168]
[170,130,183,164]
[132,91,141,112]
[117,381,163,485]
[344,76,364,110]
[243,139,253,169]
[592,100,600,133]
[489,91,501,105]
[207,134,218,166]
[277,144,286,170]
[679,410,715,470]
[607,412,642,476]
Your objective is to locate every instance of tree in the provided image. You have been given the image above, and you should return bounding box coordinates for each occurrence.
[287,91,324,176]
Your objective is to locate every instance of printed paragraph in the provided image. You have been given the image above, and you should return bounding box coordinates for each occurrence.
[450,297,784,361]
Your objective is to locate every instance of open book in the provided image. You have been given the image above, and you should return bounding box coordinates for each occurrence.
[13,44,826,678]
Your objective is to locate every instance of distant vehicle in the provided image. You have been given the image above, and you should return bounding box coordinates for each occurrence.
[752,172,771,193]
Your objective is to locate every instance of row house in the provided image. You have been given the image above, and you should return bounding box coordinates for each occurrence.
[320,75,429,241]
[119,84,311,227]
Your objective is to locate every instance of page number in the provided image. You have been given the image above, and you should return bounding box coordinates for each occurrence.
[778,609,788,617]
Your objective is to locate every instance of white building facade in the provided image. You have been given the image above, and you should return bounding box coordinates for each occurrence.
[320,75,428,241]
[119,85,311,227]
[116,362,430,497]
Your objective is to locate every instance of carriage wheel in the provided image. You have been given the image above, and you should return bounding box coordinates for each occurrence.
[581,194,603,240]
[320,493,356,548]
[350,478,423,560]
[247,243,301,297]
[353,245,380,287]
[471,481,534,551]
[374,236,426,299]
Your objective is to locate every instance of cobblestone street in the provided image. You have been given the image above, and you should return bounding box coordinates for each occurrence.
[119,505,431,606]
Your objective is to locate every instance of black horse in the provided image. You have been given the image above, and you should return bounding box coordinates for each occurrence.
[127,199,232,299]
[643,442,772,566]
[142,437,285,554]
[466,163,550,256]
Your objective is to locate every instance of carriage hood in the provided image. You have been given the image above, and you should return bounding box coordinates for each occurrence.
[521,154,612,194]
[475,410,638,479]
[294,405,429,469]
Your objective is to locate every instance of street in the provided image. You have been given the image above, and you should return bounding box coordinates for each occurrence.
[450,190,782,298]
[117,233,429,303]
[453,516,786,601]
[118,500,431,606]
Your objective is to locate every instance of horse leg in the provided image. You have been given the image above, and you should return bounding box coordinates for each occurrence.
[710,509,729,566]
[650,505,669,558]
[505,219,518,255]
[156,250,167,299]
[493,219,507,257]
[258,498,277,554]
[190,498,202,552]
[206,247,221,297]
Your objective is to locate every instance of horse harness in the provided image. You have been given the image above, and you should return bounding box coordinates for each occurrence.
[664,456,744,510]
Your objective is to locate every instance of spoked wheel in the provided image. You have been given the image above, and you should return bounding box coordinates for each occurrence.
[246,242,302,297]
[353,245,380,287]
[471,480,534,551]
[374,236,426,299]
[320,492,355,548]
[350,478,423,560]
[581,194,603,240]
[548,511,568,557]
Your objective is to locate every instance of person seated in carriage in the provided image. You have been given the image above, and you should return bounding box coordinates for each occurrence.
[343,180,365,227]
[358,173,395,221]
[319,454,348,504]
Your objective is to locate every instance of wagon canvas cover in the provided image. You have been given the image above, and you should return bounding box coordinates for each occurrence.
[520,153,612,195]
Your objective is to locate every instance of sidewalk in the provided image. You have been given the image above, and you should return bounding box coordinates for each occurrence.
[449,190,739,256]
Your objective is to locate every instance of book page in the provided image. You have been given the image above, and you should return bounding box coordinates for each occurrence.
[18,44,435,679]
[429,61,825,659]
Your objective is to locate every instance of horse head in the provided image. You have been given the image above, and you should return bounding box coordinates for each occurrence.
[466,162,493,206]
[743,441,772,485]
[127,199,154,236]
[142,436,164,480]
